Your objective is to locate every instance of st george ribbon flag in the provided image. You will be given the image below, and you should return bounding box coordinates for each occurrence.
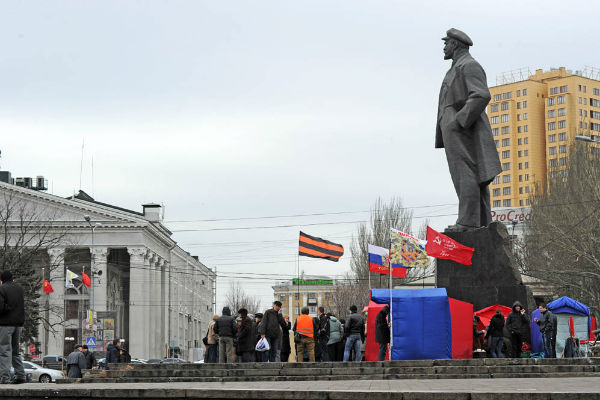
[299,231,344,262]
[425,226,474,266]
[389,229,429,268]
[368,244,407,277]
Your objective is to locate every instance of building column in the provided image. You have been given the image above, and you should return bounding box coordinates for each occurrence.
[149,257,162,358]
[160,260,166,357]
[127,247,147,359]
[164,260,171,357]
[47,248,65,356]
[91,247,109,312]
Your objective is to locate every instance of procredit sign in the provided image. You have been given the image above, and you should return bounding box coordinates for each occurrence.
[491,207,532,223]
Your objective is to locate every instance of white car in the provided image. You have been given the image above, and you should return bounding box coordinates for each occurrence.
[23,361,64,383]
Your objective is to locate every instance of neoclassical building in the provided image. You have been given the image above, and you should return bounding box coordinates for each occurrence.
[0,181,215,360]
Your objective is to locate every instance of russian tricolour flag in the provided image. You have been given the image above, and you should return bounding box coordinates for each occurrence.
[368,244,408,278]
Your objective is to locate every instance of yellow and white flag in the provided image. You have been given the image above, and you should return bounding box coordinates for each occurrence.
[389,228,429,268]
[65,269,79,288]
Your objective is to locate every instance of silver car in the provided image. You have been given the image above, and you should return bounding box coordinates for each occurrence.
[23,361,64,383]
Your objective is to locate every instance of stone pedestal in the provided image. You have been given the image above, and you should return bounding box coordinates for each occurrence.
[435,222,535,311]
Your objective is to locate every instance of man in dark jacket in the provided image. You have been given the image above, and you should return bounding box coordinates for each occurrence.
[375,305,390,361]
[436,28,501,231]
[214,306,237,363]
[487,309,505,358]
[505,301,530,357]
[280,315,291,362]
[317,307,330,361]
[81,345,97,369]
[534,303,555,358]
[258,301,287,362]
[236,309,254,362]
[0,271,26,384]
[105,339,121,368]
[343,305,365,362]
[254,313,263,362]
[66,344,87,378]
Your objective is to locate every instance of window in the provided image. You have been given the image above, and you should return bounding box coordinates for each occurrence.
[492,188,501,196]
[493,176,501,184]
[495,140,499,148]
[517,114,521,121]
[309,306,317,314]
[558,108,566,116]
[502,138,510,146]
[548,110,556,118]
[525,162,529,169]
[558,132,567,141]
[558,120,566,129]
[503,199,512,207]
[517,138,522,145]
[549,159,558,167]
[550,87,558,95]
[294,293,299,300]
[523,89,527,95]
[549,146,557,155]
[490,116,499,124]
[501,102,509,111]
[519,187,523,194]
[493,200,501,208]
[524,149,529,156]
[594,88,600,96]
[524,137,529,144]
[579,97,582,104]
[523,113,528,120]
[548,134,557,142]
[492,128,499,136]
[518,150,522,157]
[526,199,531,205]
[517,90,521,97]
[501,114,509,123]
[490,104,499,112]
[591,98,600,107]
[519,200,524,206]
[548,98,555,106]
[494,94,502,101]
[592,122,600,132]
[518,163,523,170]
[591,111,600,120]
[502,126,510,134]
[502,162,510,171]
[557,95,566,104]
[548,122,556,130]
[525,186,530,193]
[584,98,587,105]
[560,157,567,166]
[523,100,527,108]
[524,125,528,132]
[525,174,529,181]
[517,102,521,110]
[519,175,523,182]
[560,85,568,93]
[579,85,582,91]
[502,174,511,183]
[324,292,330,300]
[501,150,510,159]
[559,144,567,154]
[503,187,511,195]
[503,92,512,99]
[517,126,522,133]
[280,294,286,302]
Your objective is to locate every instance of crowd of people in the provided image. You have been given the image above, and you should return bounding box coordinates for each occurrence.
[204,301,374,363]
[473,301,557,358]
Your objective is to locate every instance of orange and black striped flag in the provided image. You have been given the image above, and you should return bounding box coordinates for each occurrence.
[298,231,344,262]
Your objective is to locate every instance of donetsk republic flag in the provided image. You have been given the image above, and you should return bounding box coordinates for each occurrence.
[298,231,344,262]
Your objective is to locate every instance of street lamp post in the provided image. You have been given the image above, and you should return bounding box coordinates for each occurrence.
[84,216,102,311]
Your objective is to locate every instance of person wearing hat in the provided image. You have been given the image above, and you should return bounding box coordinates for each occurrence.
[236,308,255,363]
[258,300,287,362]
[66,344,87,378]
[436,28,502,232]
[214,306,237,363]
[0,270,26,384]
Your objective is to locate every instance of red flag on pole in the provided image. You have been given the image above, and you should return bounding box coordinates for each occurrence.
[425,226,474,266]
[43,279,54,293]
[82,272,91,288]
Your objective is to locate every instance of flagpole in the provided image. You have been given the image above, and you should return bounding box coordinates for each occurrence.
[389,233,393,357]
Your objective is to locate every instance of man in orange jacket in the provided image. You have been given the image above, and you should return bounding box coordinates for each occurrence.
[293,307,317,362]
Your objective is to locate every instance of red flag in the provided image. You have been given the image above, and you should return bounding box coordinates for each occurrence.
[43,279,54,294]
[82,272,91,288]
[425,226,474,266]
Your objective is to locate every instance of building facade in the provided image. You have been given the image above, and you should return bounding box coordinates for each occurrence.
[272,276,336,322]
[488,67,600,208]
[0,181,215,361]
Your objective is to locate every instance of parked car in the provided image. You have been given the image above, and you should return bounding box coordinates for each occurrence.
[23,361,64,383]
[146,359,162,364]
[130,358,147,364]
[160,358,187,364]
[42,355,65,371]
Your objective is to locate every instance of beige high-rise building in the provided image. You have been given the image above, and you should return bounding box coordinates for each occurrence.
[488,67,600,208]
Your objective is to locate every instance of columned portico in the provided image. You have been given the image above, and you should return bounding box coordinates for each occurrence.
[128,247,147,359]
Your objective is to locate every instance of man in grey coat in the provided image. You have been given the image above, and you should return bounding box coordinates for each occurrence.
[436,28,502,232]
[66,344,87,378]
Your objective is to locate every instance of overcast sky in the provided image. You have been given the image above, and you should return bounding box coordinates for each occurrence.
[2,1,599,311]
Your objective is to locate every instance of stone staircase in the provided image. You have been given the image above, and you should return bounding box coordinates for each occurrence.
[60,357,600,384]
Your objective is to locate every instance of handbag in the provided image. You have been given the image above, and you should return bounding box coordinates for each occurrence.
[202,326,210,346]
[255,337,270,352]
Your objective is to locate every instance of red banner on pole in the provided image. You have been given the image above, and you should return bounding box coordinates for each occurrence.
[425,226,474,266]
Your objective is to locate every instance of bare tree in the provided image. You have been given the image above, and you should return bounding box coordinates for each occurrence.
[0,188,70,344]
[330,272,370,318]
[350,197,435,290]
[223,281,263,315]
[519,143,600,317]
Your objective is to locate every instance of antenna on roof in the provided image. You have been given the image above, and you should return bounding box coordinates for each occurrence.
[79,139,84,191]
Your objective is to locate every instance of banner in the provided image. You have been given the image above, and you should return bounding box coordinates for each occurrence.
[389,229,429,268]
[368,244,407,277]
[425,226,474,266]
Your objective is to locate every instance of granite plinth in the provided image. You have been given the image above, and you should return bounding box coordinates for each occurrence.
[436,222,535,311]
